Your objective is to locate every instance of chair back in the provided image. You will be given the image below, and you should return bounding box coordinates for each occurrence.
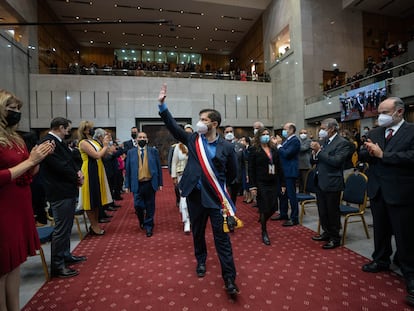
[37,226,54,244]
[342,172,368,208]
[304,167,317,194]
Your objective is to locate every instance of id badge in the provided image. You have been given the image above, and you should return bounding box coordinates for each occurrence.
[268,164,275,175]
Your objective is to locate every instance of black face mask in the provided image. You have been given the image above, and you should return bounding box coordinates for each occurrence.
[89,128,95,136]
[137,140,147,148]
[6,110,21,127]
[131,133,137,139]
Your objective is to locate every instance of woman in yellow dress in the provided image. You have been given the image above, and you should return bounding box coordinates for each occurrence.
[78,121,112,235]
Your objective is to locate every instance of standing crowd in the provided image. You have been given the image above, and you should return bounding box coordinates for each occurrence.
[1,85,413,308]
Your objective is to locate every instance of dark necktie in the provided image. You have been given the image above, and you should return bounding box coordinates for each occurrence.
[386,129,393,142]
[140,148,145,162]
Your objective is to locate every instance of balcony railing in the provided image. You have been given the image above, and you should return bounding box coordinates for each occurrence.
[46,66,271,82]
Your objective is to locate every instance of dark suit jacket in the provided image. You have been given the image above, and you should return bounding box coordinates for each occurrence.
[248,146,285,188]
[122,139,135,154]
[39,133,79,202]
[312,134,353,192]
[159,108,237,210]
[124,146,163,193]
[278,135,300,178]
[359,121,414,205]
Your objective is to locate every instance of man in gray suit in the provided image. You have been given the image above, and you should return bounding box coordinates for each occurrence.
[310,118,353,249]
[298,128,312,193]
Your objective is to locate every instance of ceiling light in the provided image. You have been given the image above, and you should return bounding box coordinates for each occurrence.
[76,16,79,20]
[137,6,141,10]
[333,63,337,67]
[180,10,184,13]
[159,8,163,12]
[107,41,111,44]
[125,43,128,46]
[90,40,93,44]
[196,26,200,30]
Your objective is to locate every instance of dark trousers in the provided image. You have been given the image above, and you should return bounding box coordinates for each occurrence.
[315,186,341,243]
[133,180,156,231]
[187,189,236,282]
[279,177,299,222]
[229,182,242,205]
[257,183,279,232]
[371,193,414,280]
[298,169,309,193]
[50,197,77,270]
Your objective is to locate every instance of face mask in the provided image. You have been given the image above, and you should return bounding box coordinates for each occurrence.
[282,130,288,138]
[131,133,137,139]
[88,128,95,136]
[319,129,328,139]
[363,130,368,135]
[260,134,270,144]
[137,140,147,148]
[377,113,394,127]
[5,110,21,127]
[196,120,208,135]
[299,133,307,140]
[253,129,258,135]
[225,132,234,141]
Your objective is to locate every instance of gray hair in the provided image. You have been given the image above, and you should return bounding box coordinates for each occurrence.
[388,96,405,111]
[93,128,106,139]
[321,118,339,131]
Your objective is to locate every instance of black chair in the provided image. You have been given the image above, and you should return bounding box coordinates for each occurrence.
[36,226,55,281]
[298,167,317,224]
[339,172,370,245]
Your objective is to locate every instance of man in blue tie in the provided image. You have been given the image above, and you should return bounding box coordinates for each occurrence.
[124,132,162,237]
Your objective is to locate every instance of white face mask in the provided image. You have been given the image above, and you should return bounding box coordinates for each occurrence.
[225,132,234,141]
[299,133,307,140]
[377,113,394,127]
[196,120,209,134]
[319,129,328,139]
[253,128,258,135]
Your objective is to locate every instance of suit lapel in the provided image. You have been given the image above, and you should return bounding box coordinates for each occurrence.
[385,122,407,150]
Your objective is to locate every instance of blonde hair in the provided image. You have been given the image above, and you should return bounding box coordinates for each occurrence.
[0,89,24,148]
[77,120,94,140]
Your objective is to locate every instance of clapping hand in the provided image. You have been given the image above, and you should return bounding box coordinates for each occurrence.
[29,140,55,165]
[158,83,167,104]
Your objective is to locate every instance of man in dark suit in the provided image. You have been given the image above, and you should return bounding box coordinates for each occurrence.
[39,117,86,278]
[359,97,414,307]
[124,131,162,237]
[272,122,301,226]
[310,118,353,249]
[157,84,240,296]
[122,126,138,153]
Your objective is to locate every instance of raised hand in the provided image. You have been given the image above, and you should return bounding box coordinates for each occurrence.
[158,83,167,104]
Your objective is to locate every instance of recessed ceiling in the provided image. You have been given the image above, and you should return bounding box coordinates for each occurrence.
[42,0,272,55]
[343,0,414,17]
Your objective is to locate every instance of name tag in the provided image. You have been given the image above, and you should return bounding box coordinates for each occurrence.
[268,164,275,175]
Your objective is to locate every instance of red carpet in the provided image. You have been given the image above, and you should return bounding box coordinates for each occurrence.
[23,169,413,310]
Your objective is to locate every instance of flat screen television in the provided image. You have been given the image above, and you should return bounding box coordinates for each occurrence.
[339,80,387,122]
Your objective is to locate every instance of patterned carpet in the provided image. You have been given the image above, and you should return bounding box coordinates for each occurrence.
[22,169,412,311]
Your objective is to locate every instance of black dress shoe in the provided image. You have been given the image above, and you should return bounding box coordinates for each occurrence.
[51,267,79,278]
[312,234,330,241]
[282,220,299,227]
[225,278,239,295]
[65,255,87,265]
[98,218,111,223]
[146,230,153,237]
[196,263,206,277]
[322,240,340,249]
[262,231,270,245]
[406,294,414,307]
[362,261,389,273]
[89,226,105,236]
[406,279,414,296]
[270,215,288,221]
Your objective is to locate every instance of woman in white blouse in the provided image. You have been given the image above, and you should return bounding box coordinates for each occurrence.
[171,124,193,233]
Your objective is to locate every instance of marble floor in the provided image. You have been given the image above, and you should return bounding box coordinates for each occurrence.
[19,200,400,308]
